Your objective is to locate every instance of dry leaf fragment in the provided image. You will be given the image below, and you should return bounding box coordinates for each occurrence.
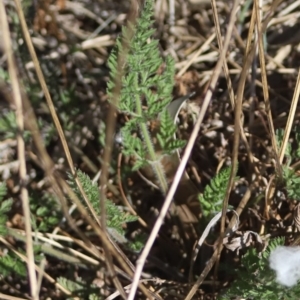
[223,230,263,254]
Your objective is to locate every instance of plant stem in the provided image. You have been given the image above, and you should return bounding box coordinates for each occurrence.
[134,87,168,194]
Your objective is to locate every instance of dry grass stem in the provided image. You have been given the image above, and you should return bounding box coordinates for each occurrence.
[0,2,38,299]
[1,0,300,298]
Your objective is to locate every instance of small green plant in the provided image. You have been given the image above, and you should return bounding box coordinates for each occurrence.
[0,183,13,235]
[30,192,62,232]
[276,128,300,163]
[198,166,238,217]
[221,237,300,300]
[0,109,56,146]
[57,277,102,300]
[0,183,26,278]
[68,170,138,245]
[0,111,31,141]
[0,251,27,278]
[107,0,185,192]
[276,128,300,199]
[282,167,300,199]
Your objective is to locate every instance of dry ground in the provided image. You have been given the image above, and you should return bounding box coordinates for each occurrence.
[1,0,300,299]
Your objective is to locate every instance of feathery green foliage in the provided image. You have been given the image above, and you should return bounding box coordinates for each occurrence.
[198,166,238,217]
[221,237,300,300]
[0,183,13,235]
[282,167,300,199]
[276,128,300,200]
[0,108,56,146]
[275,128,300,162]
[276,129,292,161]
[30,192,62,232]
[68,170,137,241]
[157,109,186,155]
[0,111,31,140]
[57,277,102,300]
[68,170,101,215]
[0,251,27,278]
[0,184,26,279]
[107,0,185,187]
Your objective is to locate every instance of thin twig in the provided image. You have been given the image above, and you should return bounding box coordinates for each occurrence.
[0,294,28,300]
[117,153,148,227]
[127,0,239,297]
[0,2,38,299]
[211,0,241,287]
[255,0,281,176]
[279,70,300,163]
[177,32,216,77]
[13,0,100,228]
[13,0,128,297]
[184,186,253,300]
[169,0,175,27]
[184,0,284,298]
[2,84,153,299]
[99,0,142,298]
[0,237,73,297]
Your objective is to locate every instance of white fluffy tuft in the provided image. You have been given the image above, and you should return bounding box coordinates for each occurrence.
[269,245,300,287]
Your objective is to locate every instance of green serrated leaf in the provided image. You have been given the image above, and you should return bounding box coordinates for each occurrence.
[68,170,137,244]
[0,183,7,201]
[199,166,239,217]
[0,252,27,278]
[0,198,13,213]
[221,237,300,300]
[106,0,181,193]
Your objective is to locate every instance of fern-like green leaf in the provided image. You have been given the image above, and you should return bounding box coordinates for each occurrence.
[68,170,101,215]
[0,183,13,235]
[107,0,183,181]
[0,251,27,278]
[0,183,7,201]
[57,277,85,293]
[0,111,31,140]
[198,166,239,217]
[68,170,138,243]
[156,109,186,154]
[57,277,103,299]
[30,192,61,232]
[282,166,300,200]
[220,237,300,300]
